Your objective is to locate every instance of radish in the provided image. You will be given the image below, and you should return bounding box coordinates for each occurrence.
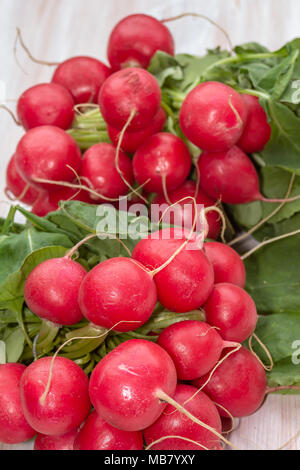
[107,107,166,154]
[78,257,158,332]
[20,356,90,436]
[52,56,111,104]
[74,411,143,450]
[89,339,177,431]
[15,126,82,192]
[204,241,246,288]
[192,347,267,418]
[132,231,214,312]
[24,257,87,326]
[153,180,221,239]
[17,83,75,130]
[5,154,40,205]
[107,14,174,70]
[179,82,247,152]
[203,283,258,343]
[34,428,78,450]
[157,320,235,381]
[133,133,192,193]
[31,187,91,217]
[0,364,35,444]
[144,384,222,450]
[79,143,134,201]
[237,95,271,154]
[98,67,161,132]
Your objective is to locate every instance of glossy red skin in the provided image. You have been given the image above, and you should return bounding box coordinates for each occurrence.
[153,180,221,240]
[107,14,174,70]
[52,56,111,104]
[31,187,91,217]
[237,95,271,153]
[24,258,87,325]
[17,83,75,130]
[180,82,247,152]
[144,384,222,450]
[192,347,267,418]
[89,339,177,431]
[198,146,262,204]
[20,357,91,436]
[74,411,143,450]
[15,126,82,191]
[0,364,36,444]
[157,321,224,380]
[204,283,258,343]
[132,231,214,312]
[79,143,133,201]
[133,133,192,193]
[204,242,246,288]
[34,428,78,450]
[78,257,157,332]
[107,107,166,154]
[6,154,40,205]
[99,67,161,132]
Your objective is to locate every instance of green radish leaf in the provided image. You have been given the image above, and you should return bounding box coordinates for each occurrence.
[148,52,183,87]
[254,212,300,241]
[227,201,262,229]
[2,327,25,363]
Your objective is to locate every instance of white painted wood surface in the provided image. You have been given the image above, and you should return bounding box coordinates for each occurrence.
[0,0,299,451]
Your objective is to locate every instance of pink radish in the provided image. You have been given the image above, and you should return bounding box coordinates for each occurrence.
[79,143,134,201]
[204,241,246,288]
[193,347,267,418]
[52,56,111,104]
[0,364,35,444]
[24,257,87,326]
[133,133,192,193]
[74,411,143,450]
[34,428,79,450]
[107,107,166,154]
[144,384,222,450]
[89,339,177,431]
[5,154,40,205]
[98,67,161,132]
[31,187,91,217]
[203,283,258,343]
[15,126,82,192]
[17,83,75,130]
[237,95,271,153]
[132,230,214,312]
[107,14,174,70]
[20,356,90,436]
[78,257,157,332]
[180,82,247,152]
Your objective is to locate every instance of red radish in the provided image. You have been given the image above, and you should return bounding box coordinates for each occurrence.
[107,107,166,154]
[132,230,214,312]
[204,283,258,343]
[5,154,40,205]
[79,143,134,201]
[153,180,221,239]
[24,257,87,325]
[31,187,91,217]
[144,384,222,450]
[74,411,143,450]
[157,321,232,381]
[204,241,246,288]
[89,339,177,431]
[193,347,267,418]
[17,83,75,130]
[107,14,174,70]
[98,67,161,132]
[0,364,35,444]
[180,82,247,152]
[78,257,157,332]
[237,95,271,153]
[15,126,82,192]
[133,133,192,193]
[52,56,111,104]
[34,428,78,450]
[20,356,90,436]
